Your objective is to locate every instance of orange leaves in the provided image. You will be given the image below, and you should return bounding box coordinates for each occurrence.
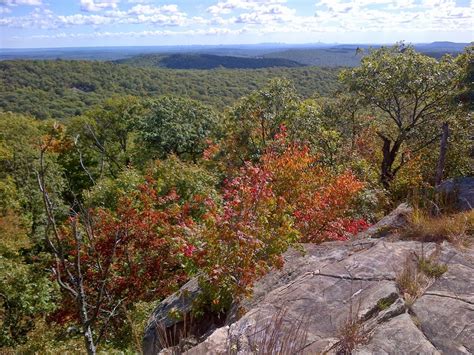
[53,128,368,320]
[261,128,366,243]
[195,127,367,309]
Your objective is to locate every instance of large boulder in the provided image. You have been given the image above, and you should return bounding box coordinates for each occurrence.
[437,177,474,212]
[143,278,201,354]
[356,203,412,239]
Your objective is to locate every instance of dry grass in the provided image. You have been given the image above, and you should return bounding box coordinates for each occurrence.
[401,209,474,247]
[335,289,370,354]
[335,316,369,355]
[154,312,194,354]
[396,257,431,307]
[228,308,309,355]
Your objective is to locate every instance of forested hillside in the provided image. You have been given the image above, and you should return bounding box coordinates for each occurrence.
[115,53,304,69]
[0,60,338,119]
[0,44,472,354]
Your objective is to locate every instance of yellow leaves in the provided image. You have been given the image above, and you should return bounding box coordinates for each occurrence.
[0,211,30,257]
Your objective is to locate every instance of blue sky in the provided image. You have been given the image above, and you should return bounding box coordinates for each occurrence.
[0,0,472,48]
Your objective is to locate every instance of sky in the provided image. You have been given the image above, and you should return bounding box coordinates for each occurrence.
[0,0,472,48]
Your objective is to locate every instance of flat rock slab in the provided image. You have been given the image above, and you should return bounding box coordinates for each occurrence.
[184,239,474,355]
[411,245,474,354]
[355,313,440,354]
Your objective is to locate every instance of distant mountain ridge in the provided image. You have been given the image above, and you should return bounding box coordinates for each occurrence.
[114,53,304,69]
[1,42,469,63]
[263,42,470,67]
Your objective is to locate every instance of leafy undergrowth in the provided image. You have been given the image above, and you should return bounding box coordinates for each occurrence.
[401,209,474,247]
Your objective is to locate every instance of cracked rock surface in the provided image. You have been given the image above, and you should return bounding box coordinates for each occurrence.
[183,238,473,355]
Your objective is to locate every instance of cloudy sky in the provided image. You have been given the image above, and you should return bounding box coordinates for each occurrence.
[0,0,472,48]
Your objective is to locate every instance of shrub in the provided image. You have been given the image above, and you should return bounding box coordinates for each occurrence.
[193,130,366,311]
[418,257,448,278]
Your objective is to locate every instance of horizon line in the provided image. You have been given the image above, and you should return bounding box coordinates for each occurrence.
[1,40,471,51]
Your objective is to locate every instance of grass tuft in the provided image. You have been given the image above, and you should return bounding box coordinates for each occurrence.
[401,209,474,246]
[240,308,309,355]
[417,257,448,278]
[396,257,431,307]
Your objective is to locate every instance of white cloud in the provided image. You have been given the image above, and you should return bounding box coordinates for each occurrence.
[0,0,41,5]
[207,0,287,15]
[17,27,245,40]
[80,0,119,12]
[1,3,190,28]
[128,4,180,16]
[0,0,471,40]
[58,13,112,26]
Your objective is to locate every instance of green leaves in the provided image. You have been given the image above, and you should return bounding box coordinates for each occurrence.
[138,96,221,162]
[340,44,463,188]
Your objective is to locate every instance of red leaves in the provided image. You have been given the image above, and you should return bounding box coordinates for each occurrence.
[54,127,369,322]
[55,176,205,325]
[195,128,367,308]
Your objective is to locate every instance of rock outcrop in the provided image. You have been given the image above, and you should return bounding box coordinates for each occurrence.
[437,177,474,212]
[143,204,474,354]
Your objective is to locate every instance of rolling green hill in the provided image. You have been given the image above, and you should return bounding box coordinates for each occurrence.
[115,53,304,69]
[0,60,340,119]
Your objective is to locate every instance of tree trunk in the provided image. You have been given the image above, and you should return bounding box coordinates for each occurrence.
[379,135,400,189]
[435,122,449,186]
[82,321,97,355]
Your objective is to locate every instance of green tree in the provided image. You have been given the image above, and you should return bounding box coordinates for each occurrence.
[0,113,61,347]
[137,96,220,162]
[287,98,344,169]
[454,45,473,110]
[341,44,461,188]
[66,96,144,187]
[227,78,299,162]
[0,214,57,347]
[0,112,65,239]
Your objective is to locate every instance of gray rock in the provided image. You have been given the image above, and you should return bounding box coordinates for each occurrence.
[143,207,474,355]
[183,326,230,355]
[356,203,413,239]
[143,278,201,355]
[437,176,474,212]
[184,240,473,355]
[355,313,440,354]
[411,248,474,354]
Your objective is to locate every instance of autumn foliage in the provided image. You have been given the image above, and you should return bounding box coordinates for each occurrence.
[263,128,366,242]
[52,179,204,331]
[51,127,367,322]
[190,127,367,309]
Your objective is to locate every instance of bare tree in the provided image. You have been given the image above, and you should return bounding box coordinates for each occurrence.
[36,134,122,355]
